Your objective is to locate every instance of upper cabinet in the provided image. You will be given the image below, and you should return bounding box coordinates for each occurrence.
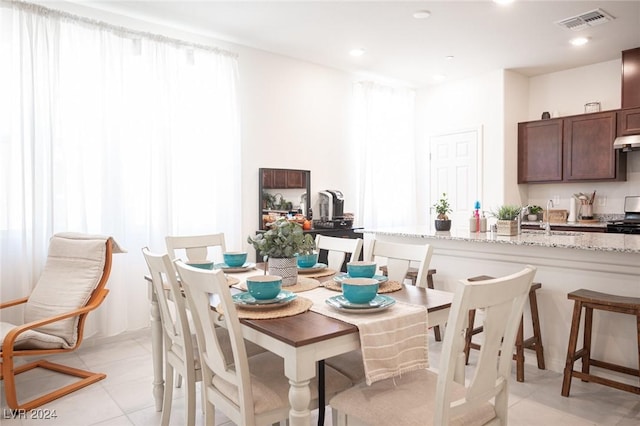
[518,111,626,183]
[622,47,640,109]
[518,119,563,183]
[618,107,640,136]
[261,169,307,189]
[563,111,622,181]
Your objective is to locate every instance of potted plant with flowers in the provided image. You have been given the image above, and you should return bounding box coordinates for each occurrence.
[247,217,305,286]
[433,193,453,231]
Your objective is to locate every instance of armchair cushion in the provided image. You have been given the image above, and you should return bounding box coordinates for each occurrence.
[0,323,68,350]
[23,235,107,348]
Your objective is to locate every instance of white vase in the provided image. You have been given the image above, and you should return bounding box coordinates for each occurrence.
[268,257,298,286]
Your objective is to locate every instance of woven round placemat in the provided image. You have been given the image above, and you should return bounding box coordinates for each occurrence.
[323,279,403,294]
[236,296,313,320]
[237,276,320,293]
[298,268,338,279]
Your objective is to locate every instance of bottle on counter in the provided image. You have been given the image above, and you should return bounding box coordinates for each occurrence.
[469,216,477,232]
[480,214,487,232]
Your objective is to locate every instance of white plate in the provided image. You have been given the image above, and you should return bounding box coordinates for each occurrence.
[325,294,395,313]
[333,272,389,285]
[297,262,328,273]
[232,290,296,310]
[213,262,256,273]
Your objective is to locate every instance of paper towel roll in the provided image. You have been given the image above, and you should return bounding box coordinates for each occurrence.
[568,198,577,223]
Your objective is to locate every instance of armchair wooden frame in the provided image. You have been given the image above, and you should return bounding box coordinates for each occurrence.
[0,239,113,410]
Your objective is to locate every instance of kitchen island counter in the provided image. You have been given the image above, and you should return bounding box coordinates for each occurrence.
[363,227,639,380]
[364,226,639,254]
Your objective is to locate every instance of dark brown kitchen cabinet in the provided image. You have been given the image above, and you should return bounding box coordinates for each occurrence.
[261,169,306,189]
[563,111,625,181]
[285,170,306,188]
[518,119,563,183]
[618,107,640,136]
[622,47,640,109]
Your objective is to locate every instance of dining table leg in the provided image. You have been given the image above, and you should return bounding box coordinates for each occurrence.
[284,350,317,426]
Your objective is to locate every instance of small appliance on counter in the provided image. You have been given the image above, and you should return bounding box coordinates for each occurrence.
[606,196,640,234]
[315,190,352,229]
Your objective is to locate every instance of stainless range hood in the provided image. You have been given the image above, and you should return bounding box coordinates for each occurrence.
[613,134,640,152]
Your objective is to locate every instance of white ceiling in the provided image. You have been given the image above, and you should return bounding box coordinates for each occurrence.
[71,1,640,87]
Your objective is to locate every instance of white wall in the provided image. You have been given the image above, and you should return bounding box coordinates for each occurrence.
[528,60,621,120]
[416,70,514,220]
[236,47,359,251]
[526,60,640,215]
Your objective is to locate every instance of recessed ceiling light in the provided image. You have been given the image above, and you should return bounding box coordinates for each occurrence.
[570,37,590,46]
[412,10,431,19]
[445,55,454,60]
[493,0,515,5]
[349,48,366,57]
[432,74,446,82]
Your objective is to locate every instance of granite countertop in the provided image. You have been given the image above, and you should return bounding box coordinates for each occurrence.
[364,227,640,254]
[520,221,607,228]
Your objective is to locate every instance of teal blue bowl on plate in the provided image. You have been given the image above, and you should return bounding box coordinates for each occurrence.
[342,278,379,304]
[246,275,282,300]
[297,253,318,268]
[186,260,214,270]
[347,261,377,278]
[223,252,247,267]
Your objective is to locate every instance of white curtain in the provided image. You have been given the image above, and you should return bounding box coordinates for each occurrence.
[353,81,417,229]
[0,1,242,337]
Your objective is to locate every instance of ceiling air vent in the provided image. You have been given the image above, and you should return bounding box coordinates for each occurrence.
[555,8,615,31]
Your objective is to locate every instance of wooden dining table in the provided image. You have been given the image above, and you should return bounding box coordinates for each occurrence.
[144,266,453,426]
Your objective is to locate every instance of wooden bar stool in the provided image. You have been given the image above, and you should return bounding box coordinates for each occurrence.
[561,289,640,396]
[380,266,441,341]
[464,275,545,382]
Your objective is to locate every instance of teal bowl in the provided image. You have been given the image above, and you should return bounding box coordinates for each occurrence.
[223,252,247,267]
[246,275,282,300]
[297,253,318,268]
[347,261,377,278]
[186,260,214,270]
[342,278,379,304]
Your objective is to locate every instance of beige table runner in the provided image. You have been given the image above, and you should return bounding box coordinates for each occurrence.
[305,287,429,385]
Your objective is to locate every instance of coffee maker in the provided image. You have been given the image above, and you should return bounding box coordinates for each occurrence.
[316,190,351,228]
[318,190,344,220]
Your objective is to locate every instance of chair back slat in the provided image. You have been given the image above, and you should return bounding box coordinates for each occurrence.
[436,265,536,424]
[368,240,433,287]
[174,261,254,413]
[314,235,363,271]
[166,233,227,264]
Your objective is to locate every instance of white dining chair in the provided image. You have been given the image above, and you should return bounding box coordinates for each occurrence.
[165,233,227,265]
[367,239,433,288]
[174,261,353,426]
[329,265,537,426]
[142,248,201,426]
[324,240,434,384]
[314,234,363,271]
[165,233,264,386]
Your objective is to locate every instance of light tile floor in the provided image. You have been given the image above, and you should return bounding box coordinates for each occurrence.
[1,329,638,425]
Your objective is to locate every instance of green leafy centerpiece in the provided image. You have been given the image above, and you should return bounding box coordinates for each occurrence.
[248,217,305,286]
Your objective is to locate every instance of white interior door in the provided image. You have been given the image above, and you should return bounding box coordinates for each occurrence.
[430,128,481,228]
